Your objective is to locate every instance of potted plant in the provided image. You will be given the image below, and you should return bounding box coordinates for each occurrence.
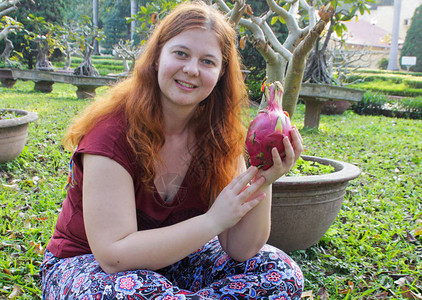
[49,22,79,74]
[301,3,368,120]
[72,16,104,77]
[245,81,361,252]
[268,155,361,252]
[0,11,23,88]
[0,109,38,163]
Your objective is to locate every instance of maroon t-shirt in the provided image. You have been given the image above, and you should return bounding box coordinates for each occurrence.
[46,113,208,258]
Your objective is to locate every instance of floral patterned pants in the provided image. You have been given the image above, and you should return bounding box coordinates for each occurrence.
[41,237,303,300]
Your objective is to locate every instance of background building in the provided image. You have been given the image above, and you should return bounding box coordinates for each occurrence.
[341,0,422,69]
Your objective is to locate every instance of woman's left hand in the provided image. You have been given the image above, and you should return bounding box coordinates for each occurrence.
[257,126,303,185]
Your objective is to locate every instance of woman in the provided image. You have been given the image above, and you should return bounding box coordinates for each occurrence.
[41,2,304,299]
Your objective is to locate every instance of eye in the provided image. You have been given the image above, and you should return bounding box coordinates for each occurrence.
[202,59,216,66]
[174,50,187,58]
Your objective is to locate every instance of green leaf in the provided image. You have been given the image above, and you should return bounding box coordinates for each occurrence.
[279,16,286,24]
[334,24,343,37]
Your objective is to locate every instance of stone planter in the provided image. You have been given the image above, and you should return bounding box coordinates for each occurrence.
[0,109,39,163]
[0,68,17,88]
[299,83,365,128]
[10,69,118,99]
[268,155,361,252]
[34,80,54,93]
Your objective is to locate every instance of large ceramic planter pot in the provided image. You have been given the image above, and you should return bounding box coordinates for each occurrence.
[321,100,351,115]
[268,155,361,252]
[0,109,39,163]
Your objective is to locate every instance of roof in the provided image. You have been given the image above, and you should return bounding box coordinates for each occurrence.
[342,18,395,49]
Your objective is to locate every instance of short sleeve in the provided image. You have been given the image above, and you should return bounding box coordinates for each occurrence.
[73,114,137,179]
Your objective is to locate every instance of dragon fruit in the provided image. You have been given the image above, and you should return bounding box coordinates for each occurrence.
[245,81,292,170]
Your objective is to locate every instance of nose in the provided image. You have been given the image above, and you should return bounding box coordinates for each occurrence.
[183,59,199,77]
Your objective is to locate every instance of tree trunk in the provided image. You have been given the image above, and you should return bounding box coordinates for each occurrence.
[73,39,99,76]
[303,18,335,85]
[35,40,54,71]
[258,55,287,111]
[282,15,332,117]
[0,37,14,66]
[130,0,137,41]
[388,0,401,70]
[92,0,100,55]
[64,40,72,70]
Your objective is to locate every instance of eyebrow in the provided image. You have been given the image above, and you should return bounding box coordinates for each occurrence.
[170,44,221,62]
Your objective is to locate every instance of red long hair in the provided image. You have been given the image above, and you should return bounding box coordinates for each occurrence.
[63,1,248,204]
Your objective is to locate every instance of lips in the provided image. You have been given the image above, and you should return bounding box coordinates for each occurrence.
[175,80,197,89]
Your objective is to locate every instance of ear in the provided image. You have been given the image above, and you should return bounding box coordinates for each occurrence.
[154,60,159,71]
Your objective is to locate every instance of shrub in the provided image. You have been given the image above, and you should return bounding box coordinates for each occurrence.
[400,4,422,72]
[352,91,422,119]
[245,66,266,104]
[352,92,387,115]
[404,78,422,89]
[351,81,422,97]
[356,69,422,76]
[378,57,389,70]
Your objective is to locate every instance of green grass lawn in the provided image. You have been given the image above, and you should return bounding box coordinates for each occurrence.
[1,80,421,299]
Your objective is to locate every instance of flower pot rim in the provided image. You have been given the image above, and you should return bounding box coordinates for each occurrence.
[0,109,39,128]
[275,155,361,185]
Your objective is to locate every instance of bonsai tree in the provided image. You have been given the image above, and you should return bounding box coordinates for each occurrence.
[303,0,372,85]
[0,16,22,68]
[213,0,372,116]
[0,0,22,68]
[25,14,56,71]
[324,38,370,86]
[73,16,104,77]
[50,23,79,71]
[112,39,142,75]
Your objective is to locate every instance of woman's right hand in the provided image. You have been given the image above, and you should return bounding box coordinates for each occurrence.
[205,166,266,233]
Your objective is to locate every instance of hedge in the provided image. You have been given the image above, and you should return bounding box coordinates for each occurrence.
[352,91,422,119]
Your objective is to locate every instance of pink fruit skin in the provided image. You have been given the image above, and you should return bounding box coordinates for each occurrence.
[245,82,292,170]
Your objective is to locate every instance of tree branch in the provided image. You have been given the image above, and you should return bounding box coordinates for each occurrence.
[266,0,299,32]
[211,1,280,70]
[0,5,17,18]
[0,25,19,41]
[282,5,334,116]
[251,15,292,61]
[213,0,230,14]
[0,0,18,11]
[229,0,246,26]
[299,0,316,27]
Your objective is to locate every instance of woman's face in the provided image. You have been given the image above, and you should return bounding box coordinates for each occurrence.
[156,28,223,113]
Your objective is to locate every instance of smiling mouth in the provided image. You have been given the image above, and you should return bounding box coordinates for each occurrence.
[176,80,197,88]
